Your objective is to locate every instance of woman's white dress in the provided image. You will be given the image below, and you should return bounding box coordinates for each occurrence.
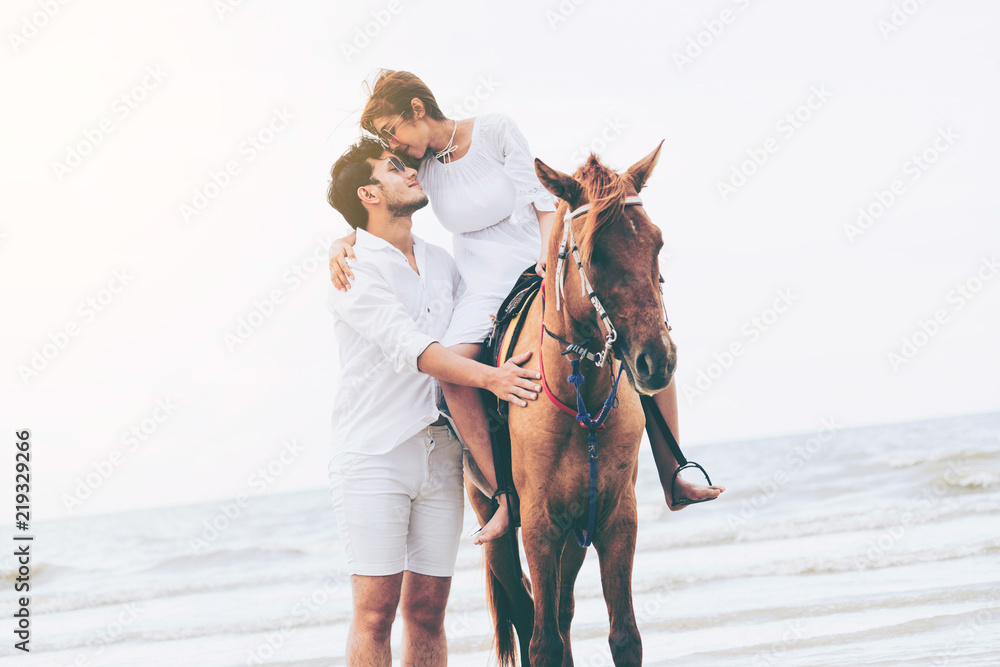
[417,113,556,347]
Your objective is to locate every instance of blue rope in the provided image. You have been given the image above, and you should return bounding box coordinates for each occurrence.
[568,359,626,547]
[574,430,599,547]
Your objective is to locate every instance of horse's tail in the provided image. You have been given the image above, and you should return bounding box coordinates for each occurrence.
[487,562,518,667]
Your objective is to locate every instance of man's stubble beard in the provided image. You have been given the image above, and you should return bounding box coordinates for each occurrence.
[387,191,429,218]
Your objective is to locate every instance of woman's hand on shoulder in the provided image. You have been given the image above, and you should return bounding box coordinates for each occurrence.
[329,236,357,291]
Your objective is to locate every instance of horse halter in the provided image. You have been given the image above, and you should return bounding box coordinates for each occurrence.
[549,195,645,368]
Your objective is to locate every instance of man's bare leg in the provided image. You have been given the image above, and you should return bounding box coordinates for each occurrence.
[651,379,726,510]
[400,571,452,666]
[439,342,509,544]
[347,573,403,666]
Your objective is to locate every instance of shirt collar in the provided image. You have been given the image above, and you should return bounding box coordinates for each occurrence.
[356,227,421,253]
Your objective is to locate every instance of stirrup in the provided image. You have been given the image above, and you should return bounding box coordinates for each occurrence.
[670,461,716,508]
[489,486,520,529]
[490,486,512,508]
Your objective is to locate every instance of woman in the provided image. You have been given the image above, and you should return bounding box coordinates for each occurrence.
[330,71,722,542]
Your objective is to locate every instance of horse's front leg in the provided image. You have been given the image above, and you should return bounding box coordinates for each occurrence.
[522,503,568,667]
[557,539,588,667]
[593,499,642,665]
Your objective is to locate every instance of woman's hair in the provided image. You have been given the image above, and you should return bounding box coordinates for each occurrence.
[360,70,446,137]
[326,136,385,230]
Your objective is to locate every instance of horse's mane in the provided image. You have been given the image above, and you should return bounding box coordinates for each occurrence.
[571,154,631,263]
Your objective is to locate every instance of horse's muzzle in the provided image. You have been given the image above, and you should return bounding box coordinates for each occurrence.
[630,342,675,394]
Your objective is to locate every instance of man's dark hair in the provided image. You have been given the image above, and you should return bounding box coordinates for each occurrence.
[327,137,385,230]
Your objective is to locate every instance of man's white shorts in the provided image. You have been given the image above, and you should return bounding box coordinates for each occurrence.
[328,423,464,577]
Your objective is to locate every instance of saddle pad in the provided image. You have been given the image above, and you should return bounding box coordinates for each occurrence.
[496,305,527,368]
[482,265,543,371]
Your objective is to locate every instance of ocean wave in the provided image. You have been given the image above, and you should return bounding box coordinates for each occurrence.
[884,442,1000,470]
[634,582,997,632]
[944,470,1000,488]
[146,544,318,573]
[681,604,1000,665]
[626,538,1000,592]
[17,604,355,655]
[632,494,1000,551]
[29,563,351,616]
[735,499,999,543]
[0,560,48,582]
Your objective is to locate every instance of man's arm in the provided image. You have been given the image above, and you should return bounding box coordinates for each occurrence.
[418,345,539,407]
[327,260,436,375]
[328,261,540,404]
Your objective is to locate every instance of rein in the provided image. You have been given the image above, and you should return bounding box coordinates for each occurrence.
[538,195,645,548]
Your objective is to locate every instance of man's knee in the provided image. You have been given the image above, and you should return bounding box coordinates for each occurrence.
[401,594,447,634]
[352,575,402,641]
[354,600,398,641]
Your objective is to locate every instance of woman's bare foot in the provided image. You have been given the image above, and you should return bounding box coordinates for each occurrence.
[667,475,725,511]
[473,495,510,544]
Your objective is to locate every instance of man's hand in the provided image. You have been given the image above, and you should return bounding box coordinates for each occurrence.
[329,239,357,291]
[488,351,542,408]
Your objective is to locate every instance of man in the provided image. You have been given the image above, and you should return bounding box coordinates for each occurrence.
[325,137,540,666]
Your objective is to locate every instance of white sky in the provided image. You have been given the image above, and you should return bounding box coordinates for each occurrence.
[2,0,998,520]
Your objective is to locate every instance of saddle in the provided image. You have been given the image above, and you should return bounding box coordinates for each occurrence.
[482,266,544,418]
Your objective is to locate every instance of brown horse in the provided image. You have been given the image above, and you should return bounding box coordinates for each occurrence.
[466,142,676,666]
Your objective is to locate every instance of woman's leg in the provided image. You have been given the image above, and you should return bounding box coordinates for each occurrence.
[649,379,725,510]
[439,342,510,543]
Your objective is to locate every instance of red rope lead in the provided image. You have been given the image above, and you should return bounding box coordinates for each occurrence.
[539,282,583,419]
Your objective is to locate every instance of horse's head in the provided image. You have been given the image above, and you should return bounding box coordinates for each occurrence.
[535,142,676,395]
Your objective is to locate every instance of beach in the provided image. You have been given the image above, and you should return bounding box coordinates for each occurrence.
[4,410,999,666]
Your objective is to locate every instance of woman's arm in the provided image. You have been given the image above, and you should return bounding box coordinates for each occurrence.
[329,230,358,291]
[535,207,556,277]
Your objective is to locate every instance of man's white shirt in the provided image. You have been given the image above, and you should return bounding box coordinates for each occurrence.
[327,228,465,456]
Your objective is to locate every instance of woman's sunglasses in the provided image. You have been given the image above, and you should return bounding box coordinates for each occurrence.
[375,111,405,149]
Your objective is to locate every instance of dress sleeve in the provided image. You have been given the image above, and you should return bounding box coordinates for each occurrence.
[326,261,436,374]
[496,114,557,226]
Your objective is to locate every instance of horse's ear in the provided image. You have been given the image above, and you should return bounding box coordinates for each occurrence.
[535,158,583,207]
[625,140,664,193]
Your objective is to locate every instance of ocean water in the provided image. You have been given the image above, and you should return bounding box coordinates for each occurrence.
[3,412,999,666]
